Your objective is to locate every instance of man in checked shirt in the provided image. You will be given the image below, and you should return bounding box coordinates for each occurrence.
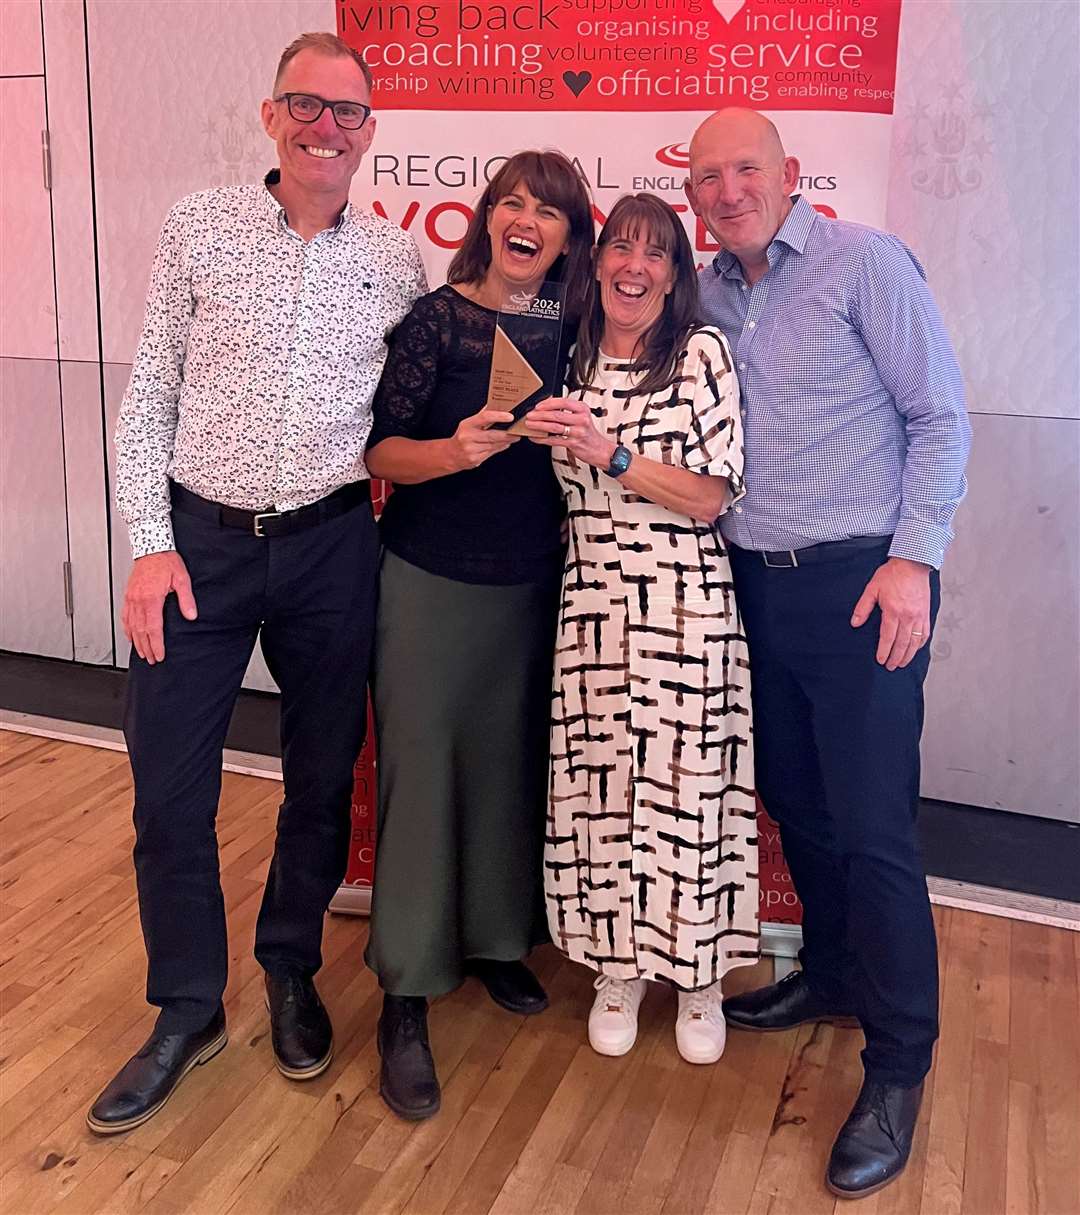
[87,34,426,1134]
[686,109,970,1200]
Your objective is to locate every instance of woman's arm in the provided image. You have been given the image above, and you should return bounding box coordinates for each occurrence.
[528,330,743,522]
[526,397,731,522]
[619,445,731,521]
[367,293,519,485]
[366,411,520,484]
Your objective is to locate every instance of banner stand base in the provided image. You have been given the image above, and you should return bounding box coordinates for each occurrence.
[760,922,803,981]
[760,921,802,958]
[329,885,372,916]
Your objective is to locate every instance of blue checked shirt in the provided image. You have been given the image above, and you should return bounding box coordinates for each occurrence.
[699,195,970,569]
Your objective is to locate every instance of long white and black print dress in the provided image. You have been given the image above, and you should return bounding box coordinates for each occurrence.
[544,326,760,990]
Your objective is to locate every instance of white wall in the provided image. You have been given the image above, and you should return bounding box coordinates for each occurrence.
[90,0,328,690]
[886,1,1079,821]
[2,0,1077,819]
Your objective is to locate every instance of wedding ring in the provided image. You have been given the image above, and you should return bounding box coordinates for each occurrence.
[562,425,571,438]
[912,631,924,637]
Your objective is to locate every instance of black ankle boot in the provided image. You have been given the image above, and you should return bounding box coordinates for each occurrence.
[377,995,440,1121]
[466,958,549,1015]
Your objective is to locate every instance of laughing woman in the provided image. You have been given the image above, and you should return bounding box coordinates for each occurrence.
[363,151,594,1120]
[528,194,759,1064]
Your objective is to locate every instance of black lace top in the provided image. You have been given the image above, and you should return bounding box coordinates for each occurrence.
[368,285,566,585]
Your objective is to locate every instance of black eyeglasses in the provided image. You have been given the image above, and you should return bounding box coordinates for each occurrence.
[274,92,371,131]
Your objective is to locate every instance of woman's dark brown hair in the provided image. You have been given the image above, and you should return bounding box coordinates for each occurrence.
[447,150,595,319]
[570,193,700,397]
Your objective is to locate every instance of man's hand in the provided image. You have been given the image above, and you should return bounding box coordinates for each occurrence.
[850,557,931,671]
[122,550,197,665]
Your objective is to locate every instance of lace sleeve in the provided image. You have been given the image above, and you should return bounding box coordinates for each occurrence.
[369,294,442,447]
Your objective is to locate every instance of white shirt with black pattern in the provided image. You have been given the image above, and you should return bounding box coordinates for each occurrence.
[115,170,428,559]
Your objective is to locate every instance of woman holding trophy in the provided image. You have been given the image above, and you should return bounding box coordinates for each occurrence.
[363,150,594,1121]
[528,194,759,1064]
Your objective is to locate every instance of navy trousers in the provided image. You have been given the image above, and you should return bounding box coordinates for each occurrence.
[124,500,378,1033]
[729,538,940,1085]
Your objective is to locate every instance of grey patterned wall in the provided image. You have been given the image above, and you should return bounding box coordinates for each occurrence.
[885,1,1079,822]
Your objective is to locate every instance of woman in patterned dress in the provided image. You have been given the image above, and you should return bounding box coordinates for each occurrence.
[528,194,759,1064]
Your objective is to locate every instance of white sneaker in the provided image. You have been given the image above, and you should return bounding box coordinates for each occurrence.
[588,975,647,1057]
[676,983,727,1064]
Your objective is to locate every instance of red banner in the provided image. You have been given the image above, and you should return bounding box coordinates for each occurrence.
[339,0,901,114]
[343,704,378,894]
[340,483,389,897]
[757,801,801,925]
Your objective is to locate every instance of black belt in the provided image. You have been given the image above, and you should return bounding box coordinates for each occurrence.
[169,480,370,538]
[733,535,892,569]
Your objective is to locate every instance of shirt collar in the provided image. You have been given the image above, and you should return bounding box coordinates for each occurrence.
[771,194,815,255]
[260,168,352,235]
[711,194,816,279]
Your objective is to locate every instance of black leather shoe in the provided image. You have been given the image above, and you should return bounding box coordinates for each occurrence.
[722,971,858,1032]
[86,1006,227,1135]
[466,958,549,1015]
[265,973,333,1080]
[377,995,441,1121]
[827,1077,924,1198]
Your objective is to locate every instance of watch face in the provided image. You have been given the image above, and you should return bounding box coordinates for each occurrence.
[611,445,632,476]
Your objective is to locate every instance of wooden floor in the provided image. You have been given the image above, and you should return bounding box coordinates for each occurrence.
[1,732,1078,1215]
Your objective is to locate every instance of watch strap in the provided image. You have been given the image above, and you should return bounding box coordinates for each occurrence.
[607,444,632,478]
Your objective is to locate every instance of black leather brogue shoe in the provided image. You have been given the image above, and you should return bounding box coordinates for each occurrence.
[722,971,858,1032]
[466,958,549,1015]
[377,995,441,1121]
[86,1006,227,1134]
[265,973,334,1080]
[827,1077,924,1199]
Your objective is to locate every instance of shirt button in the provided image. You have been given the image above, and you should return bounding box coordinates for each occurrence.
[734,505,744,514]
[740,407,747,416]
[739,363,746,372]
[740,284,748,292]
[748,321,756,329]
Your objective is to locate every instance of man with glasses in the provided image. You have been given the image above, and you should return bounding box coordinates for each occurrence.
[88,32,426,1134]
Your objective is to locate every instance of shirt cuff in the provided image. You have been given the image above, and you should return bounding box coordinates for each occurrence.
[128,514,176,560]
[887,520,952,570]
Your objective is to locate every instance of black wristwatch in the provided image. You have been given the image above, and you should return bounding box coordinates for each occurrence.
[607,444,632,478]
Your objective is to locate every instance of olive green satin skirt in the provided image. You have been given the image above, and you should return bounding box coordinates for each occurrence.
[364,551,558,996]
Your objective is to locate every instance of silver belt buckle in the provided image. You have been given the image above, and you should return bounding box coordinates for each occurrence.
[252,511,280,537]
[763,549,799,568]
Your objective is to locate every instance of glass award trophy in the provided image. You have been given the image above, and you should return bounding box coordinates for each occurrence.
[485,280,567,435]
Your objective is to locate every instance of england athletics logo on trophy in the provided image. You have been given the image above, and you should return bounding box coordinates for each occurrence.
[486,282,567,436]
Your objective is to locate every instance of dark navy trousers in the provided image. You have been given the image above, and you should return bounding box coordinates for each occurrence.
[124,501,378,1033]
[729,538,940,1085]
